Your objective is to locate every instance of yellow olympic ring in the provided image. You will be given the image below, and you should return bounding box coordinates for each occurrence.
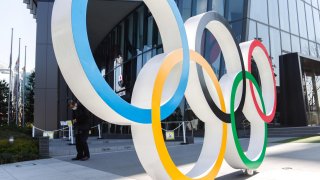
[152,49,227,179]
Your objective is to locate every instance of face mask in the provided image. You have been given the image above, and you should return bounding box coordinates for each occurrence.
[72,103,78,110]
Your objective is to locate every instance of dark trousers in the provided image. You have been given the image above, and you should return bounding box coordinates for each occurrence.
[75,130,90,158]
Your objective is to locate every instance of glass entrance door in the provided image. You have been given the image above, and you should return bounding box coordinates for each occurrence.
[303,71,320,126]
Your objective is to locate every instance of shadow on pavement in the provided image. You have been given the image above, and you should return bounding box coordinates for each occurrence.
[56,143,201,177]
[216,171,259,180]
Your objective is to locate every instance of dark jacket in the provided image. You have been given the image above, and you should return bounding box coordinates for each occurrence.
[72,104,90,131]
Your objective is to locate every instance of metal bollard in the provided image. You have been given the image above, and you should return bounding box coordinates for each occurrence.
[98,124,102,139]
[182,121,186,144]
[70,126,74,145]
[32,125,35,138]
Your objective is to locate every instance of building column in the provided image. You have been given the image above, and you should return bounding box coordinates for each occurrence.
[34,0,58,132]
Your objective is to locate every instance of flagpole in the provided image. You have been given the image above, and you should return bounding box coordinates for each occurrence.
[22,46,27,127]
[15,38,21,126]
[7,28,13,125]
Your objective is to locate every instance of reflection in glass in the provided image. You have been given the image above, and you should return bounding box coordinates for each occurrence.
[312,0,318,8]
[128,15,133,59]
[281,32,291,52]
[279,0,290,32]
[297,0,308,38]
[303,72,320,126]
[120,23,125,57]
[309,41,317,57]
[250,0,268,23]
[136,7,144,51]
[147,16,153,46]
[301,38,310,55]
[313,8,320,43]
[179,0,192,22]
[317,77,320,125]
[306,4,316,41]
[195,0,208,14]
[248,20,256,40]
[288,0,299,35]
[291,35,301,53]
[226,0,244,21]
[268,0,280,28]
[202,29,226,79]
[211,0,225,16]
[257,23,270,53]
[270,28,281,86]
[230,21,243,43]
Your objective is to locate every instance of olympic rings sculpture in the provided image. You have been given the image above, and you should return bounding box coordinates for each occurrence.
[52,0,277,179]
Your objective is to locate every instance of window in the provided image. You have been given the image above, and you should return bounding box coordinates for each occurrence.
[136,7,144,51]
[312,0,318,8]
[203,30,225,78]
[180,0,192,22]
[297,0,308,38]
[147,16,153,46]
[317,44,320,57]
[305,4,316,41]
[268,0,280,28]
[309,41,317,57]
[279,0,290,31]
[230,21,243,43]
[270,28,281,85]
[157,31,162,46]
[270,28,281,59]
[313,8,320,43]
[226,0,244,21]
[288,0,299,35]
[248,20,257,40]
[211,0,225,16]
[281,32,291,52]
[291,35,301,53]
[250,0,268,24]
[119,23,125,55]
[127,15,134,51]
[257,23,270,53]
[300,38,309,55]
[195,0,208,15]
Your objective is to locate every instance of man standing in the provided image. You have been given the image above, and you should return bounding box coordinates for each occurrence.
[68,100,90,161]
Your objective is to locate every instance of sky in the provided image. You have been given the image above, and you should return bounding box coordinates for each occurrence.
[0,0,36,81]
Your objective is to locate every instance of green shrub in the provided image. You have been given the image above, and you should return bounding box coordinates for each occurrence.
[0,125,32,139]
[0,126,39,164]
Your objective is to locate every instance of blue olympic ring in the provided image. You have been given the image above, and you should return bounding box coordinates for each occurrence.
[71,0,189,124]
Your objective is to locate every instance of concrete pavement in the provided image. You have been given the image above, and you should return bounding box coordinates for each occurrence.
[1,137,319,180]
[0,158,130,180]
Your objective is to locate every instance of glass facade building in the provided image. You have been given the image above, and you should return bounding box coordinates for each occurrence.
[247,0,320,127]
[92,0,248,101]
[28,0,320,134]
[249,0,320,86]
